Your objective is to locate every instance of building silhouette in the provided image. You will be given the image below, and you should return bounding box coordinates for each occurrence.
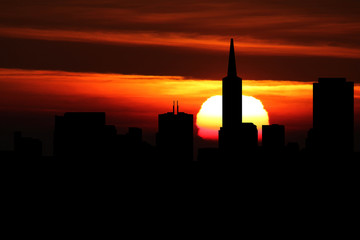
[305,128,317,152]
[116,127,156,160]
[218,38,260,158]
[241,123,258,152]
[218,38,243,155]
[156,101,193,162]
[286,142,300,154]
[2,39,359,160]
[127,127,142,144]
[14,131,42,157]
[53,112,117,158]
[309,78,354,153]
[262,124,285,153]
[197,148,220,162]
[53,112,155,159]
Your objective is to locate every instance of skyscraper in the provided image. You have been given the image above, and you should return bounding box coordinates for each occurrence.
[262,124,285,152]
[156,102,194,161]
[219,39,243,155]
[14,132,42,157]
[312,78,354,153]
[53,112,117,157]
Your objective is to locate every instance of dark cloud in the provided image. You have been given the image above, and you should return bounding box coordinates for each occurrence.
[1,36,359,82]
[1,0,359,43]
[0,0,359,80]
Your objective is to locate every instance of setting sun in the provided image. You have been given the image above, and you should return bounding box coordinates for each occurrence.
[196,95,269,140]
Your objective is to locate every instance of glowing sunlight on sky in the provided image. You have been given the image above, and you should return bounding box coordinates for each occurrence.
[196,95,269,141]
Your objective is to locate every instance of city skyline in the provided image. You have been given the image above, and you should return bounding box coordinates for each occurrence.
[0,0,360,156]
[0,40,357,158]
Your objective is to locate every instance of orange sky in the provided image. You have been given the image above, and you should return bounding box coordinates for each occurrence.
[0,1,359,154]
[0,68,359,154]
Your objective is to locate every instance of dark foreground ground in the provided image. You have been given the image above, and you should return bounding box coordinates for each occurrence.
[2,153,359,185]
[1,154,359,238]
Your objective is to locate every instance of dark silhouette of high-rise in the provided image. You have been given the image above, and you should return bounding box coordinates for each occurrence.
[53,112,156,160]
[219,38,243,154]
[241,123,258,152]
[127,127,142,144]
[14,131,42,157]
[262,124,285,152]
[156,101,193,162]
[310,78,354,153]
[116,127,155,160]
[218,39,259,157]
[197,147,220,162]
[54,112,117,158]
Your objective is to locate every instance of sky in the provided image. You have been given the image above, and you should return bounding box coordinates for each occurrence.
[1,0,360,80]
[0,0,359,154]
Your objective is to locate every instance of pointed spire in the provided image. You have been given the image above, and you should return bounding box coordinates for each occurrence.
[227,38,237,77]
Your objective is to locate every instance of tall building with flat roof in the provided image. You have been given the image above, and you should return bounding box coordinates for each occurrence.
[241,123,258,152]
[14,132,42,157]
[156,102,193,162]
[312,78,354,152]
[53,112,116,157]
[262,124,285,152]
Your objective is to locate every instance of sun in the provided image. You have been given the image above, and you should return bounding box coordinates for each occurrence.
[196,95,269,140]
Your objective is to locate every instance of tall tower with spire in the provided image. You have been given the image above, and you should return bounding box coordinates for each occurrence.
[219,38,244,154]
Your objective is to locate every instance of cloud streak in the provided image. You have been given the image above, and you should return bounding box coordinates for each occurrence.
[1,26,360,59]
[1,0,360,80]
[1,0,360,54]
